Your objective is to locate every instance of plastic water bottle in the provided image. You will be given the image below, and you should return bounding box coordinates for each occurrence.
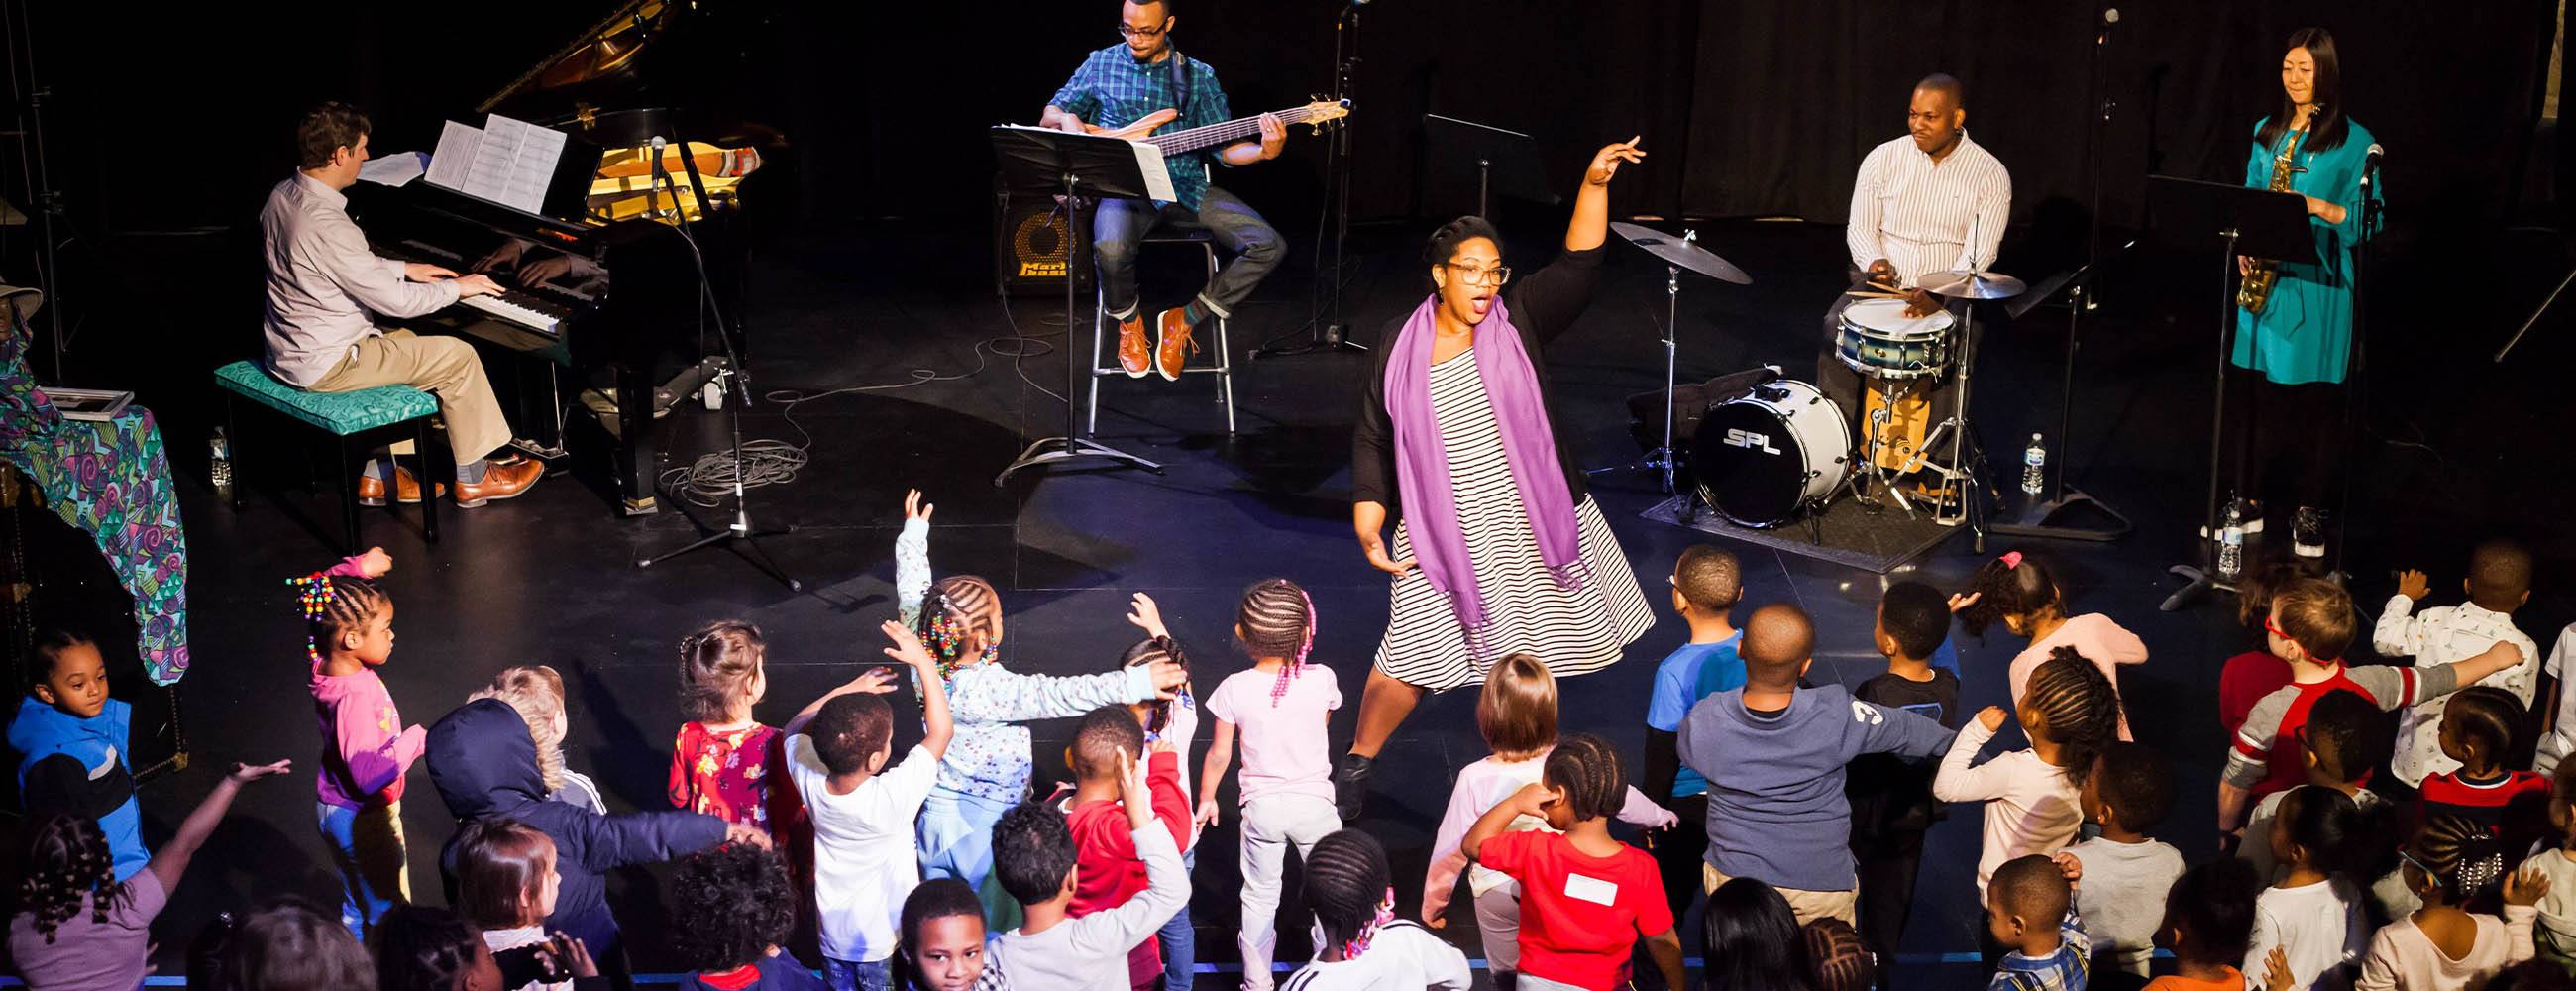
[2020,433,2046,499]
[2217,493,2246,581]
[209,427,233,501]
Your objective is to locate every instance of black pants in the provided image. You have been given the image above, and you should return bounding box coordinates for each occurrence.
[1853,827,1926,987]
[1633,795,1707,991]
[2225,365,2345,515]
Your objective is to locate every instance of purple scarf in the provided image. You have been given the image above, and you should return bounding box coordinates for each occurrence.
[1385,293,1587,659]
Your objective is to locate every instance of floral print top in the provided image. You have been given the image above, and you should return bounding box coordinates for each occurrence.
[668,721,784,833]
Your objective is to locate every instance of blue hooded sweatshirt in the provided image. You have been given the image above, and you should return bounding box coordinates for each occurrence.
[1675,684,1956,892]
[8,695,145,881]
[426,699,726,972]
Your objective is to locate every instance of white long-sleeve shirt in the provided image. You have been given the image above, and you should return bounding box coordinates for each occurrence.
[1930,717,2082,898]
[260,172,462,385]
[2354,906,2536,991]
[2374,594,2538,787]
[1421,751,1677,923]
[2245,878,2367,991]
[1844,132,2011,287]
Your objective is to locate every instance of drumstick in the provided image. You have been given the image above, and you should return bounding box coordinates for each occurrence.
[1865,280,1905,294]
[1845,290,1907,300]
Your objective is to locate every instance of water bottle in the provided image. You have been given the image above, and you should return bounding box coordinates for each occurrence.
[2217,493,2246,581]
[2020,433,2046,499]
[209,427,233,501]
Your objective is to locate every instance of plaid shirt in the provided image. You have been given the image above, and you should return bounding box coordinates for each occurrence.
[1048,44,1231,210]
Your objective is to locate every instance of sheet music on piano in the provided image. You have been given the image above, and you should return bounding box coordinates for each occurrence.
[425,114,569,214]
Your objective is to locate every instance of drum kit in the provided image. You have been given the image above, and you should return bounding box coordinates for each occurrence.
[1598,224,2027,536]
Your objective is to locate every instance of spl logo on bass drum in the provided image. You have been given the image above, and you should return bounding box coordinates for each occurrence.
[1722,428,1781,456]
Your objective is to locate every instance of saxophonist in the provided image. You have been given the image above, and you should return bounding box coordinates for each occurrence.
[2232,26,2381,561]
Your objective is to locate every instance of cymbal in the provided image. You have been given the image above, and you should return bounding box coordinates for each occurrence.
[1919,270,2028,300]
[1609,222,1752,285]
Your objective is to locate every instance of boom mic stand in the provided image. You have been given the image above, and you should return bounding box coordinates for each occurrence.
[1256,0,1366,358]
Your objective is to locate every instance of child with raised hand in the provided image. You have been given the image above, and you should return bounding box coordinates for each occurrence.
[1281,828,1471,990]
[2379,540,2540,785]
[1423,652,1676,983]
[901,878,1002,991]
[2221,578,2526,848]
[2357,814,2548,990]
[787,620,953,991]
[1955,550,2149,740]
[2418,687,2551,854]
[292,546,422,939]
[1194,578,1343,990]
[1063,708,1191,988]
[670,842,826,990]
[1679,603,1954,926]
[9,629,144,883]
[2145,859,2266,991]
[671,620,796,837]
[373,904,508,991]
[2063,741,2186,981]
[989,748,1192,991]
[473,665,605,814]
[1462,733,1685,991]
[893,489,1187,894]
[2245,785,2372,991]
[1848,580,1965,974]
[1640,544,1746,924]
[1935,648,2120,903]
[6,758,292,991]
[1988,853,2091,991]
[1120,601,1200,991]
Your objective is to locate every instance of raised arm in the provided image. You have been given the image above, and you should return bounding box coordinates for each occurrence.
[149,760,292,894]
[783,666,899,739]
[895,491,933,627]
[1930,708,2010,802]
[883,620,954,757]
[1563,137,1645,254]
[1463,782,1551,864]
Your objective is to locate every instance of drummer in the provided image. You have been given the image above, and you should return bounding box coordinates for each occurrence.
[1817,73,2012,422]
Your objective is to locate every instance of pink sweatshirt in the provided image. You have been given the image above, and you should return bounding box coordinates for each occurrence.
[1421,750,1679,923]
[2007,612,2150,740]
[306,556,424,809]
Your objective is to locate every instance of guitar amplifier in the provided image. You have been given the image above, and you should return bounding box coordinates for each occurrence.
[993,178,1095,298]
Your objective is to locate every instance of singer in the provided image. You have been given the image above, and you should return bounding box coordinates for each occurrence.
[2229,27,2382,559]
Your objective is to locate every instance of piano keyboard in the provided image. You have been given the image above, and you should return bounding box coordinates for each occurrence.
[459,289,575,336]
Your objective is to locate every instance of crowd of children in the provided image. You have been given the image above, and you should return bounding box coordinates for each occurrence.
[10,490,2576,991]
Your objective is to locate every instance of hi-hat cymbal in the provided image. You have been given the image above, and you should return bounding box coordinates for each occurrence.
[1609,222,1752,285]
[1919,270,2028,300]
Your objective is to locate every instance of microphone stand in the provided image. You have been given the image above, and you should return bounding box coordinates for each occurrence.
[635,137,802,591]
[1255,0,1367,359]
[2333,156,2380,580]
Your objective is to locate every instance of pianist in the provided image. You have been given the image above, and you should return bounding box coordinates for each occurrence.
[260,101,544,506]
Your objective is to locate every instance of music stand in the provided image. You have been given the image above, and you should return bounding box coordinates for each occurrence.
[1423,114,1557,219]
[989,126,1165,487]
[1989,241,2135,542]
[2142,175,2316,610]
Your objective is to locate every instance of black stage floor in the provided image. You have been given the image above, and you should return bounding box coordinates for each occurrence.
[47,212,2576,987]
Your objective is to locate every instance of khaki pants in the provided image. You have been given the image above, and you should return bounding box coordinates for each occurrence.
[1705,862,1858,927]
[308,330,511,466]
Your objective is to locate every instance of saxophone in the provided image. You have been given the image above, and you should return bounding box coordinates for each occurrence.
[2236,126,2307,315]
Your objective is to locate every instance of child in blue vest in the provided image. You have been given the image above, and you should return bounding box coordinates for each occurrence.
[8,629,145,881]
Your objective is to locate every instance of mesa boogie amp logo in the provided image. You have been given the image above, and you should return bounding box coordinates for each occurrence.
[1722,428,1781,455]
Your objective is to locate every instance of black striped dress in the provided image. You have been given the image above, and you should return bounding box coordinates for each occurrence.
[1374,347,1654,691]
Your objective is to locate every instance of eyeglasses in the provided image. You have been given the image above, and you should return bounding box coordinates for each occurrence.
[2263,615,2294,642]
[1447,262,1512,286]
[1116,21,1170,40]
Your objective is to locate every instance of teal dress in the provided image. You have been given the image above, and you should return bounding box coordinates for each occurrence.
[2232,116,2382,385]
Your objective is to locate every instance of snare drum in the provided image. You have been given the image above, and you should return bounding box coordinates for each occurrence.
[1836,298,1955,380]
[1690,380,1850,528]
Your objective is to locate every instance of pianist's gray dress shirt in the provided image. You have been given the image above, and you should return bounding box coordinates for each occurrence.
[259,172,461,387]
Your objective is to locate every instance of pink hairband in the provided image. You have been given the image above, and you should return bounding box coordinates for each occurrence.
[1999,551,2023,570]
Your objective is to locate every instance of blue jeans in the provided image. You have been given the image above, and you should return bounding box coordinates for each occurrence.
[1157,848,1198,991]
[1092,186,1283,320]
[918,788,1013,892]
[316,799,410,940]
[824,956,893,991]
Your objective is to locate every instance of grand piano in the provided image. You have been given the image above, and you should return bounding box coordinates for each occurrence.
[346,0,779,515]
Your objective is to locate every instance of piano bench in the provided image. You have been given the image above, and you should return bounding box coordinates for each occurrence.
[212,360,441,553]
[1086,228,1237,436]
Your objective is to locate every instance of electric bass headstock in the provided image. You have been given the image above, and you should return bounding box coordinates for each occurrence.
[1302,96,1353,135]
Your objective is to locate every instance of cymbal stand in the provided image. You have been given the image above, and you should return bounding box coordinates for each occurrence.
[1586,239,1690,494]
[1903,307,1994,548]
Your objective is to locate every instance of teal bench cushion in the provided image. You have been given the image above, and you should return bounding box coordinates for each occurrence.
[213,361,438,436]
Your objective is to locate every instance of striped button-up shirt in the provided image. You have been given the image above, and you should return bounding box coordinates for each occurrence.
[1845,131,2012,287]
[1047,44,1230,211]
[260,172,459,386]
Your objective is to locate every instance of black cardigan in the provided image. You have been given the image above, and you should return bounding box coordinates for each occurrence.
[1350,244,1606,522]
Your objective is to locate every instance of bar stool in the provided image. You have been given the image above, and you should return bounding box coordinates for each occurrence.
[1088,225,1237,435]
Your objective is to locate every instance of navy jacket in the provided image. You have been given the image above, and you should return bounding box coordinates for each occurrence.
[427,699,727,966]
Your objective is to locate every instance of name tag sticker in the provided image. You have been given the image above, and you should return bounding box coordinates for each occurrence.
[1565,872,1618,907]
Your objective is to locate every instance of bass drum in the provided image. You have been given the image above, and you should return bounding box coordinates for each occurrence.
[1690,380,1850,527]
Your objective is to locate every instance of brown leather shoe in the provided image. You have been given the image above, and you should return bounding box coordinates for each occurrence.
[356,467,444,506]
[1153,307,1199,382]
[1116,311,1151,378]
[452,459,544,507]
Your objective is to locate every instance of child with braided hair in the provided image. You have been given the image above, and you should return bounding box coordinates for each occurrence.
[292,546,427,939]
[2246,786,2373,991]
[2417,687,2551,856]
[373,905,507,991]
[1120,599,1202,991]
[1282,829,1470,990]
[892,489,1188,894]
[1955,550,2150,739]
[7,628,145,883]
[2357,814,2549,990]
[1935,648,2119,904]
[1461,732,1686,991]
[1194,578,1345,990]
[6,758,293,991]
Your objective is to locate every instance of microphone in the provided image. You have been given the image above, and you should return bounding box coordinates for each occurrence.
[2102,7,2119,25]
[648,136,673,218]
[2365,143,2384,170]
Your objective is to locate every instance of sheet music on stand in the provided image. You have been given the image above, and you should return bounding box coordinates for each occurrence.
[425,114,570,214]
[996,124,1177,202]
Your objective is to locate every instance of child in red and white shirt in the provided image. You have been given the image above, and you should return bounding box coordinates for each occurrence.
[1460,733,1683,991]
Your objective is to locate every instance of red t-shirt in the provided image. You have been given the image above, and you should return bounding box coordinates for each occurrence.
[2219,651,2294,737]
[1066,750,1190,989]
[2419,769,2551,852]
[1478,829,1673,990]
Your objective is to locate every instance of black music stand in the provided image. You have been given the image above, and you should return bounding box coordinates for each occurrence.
[1423,114,1557,219]
[2144,175,2316,611]
[990,126,1164,486]
[1989,241,2135,542]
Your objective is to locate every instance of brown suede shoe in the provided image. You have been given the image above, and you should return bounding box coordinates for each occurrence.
[1116,311,1151,378]
[356,467,444,506]
[452,459,544,508]
[1153,307,1199,382]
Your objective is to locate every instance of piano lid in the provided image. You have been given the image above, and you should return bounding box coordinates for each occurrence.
[478,0,677,116]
